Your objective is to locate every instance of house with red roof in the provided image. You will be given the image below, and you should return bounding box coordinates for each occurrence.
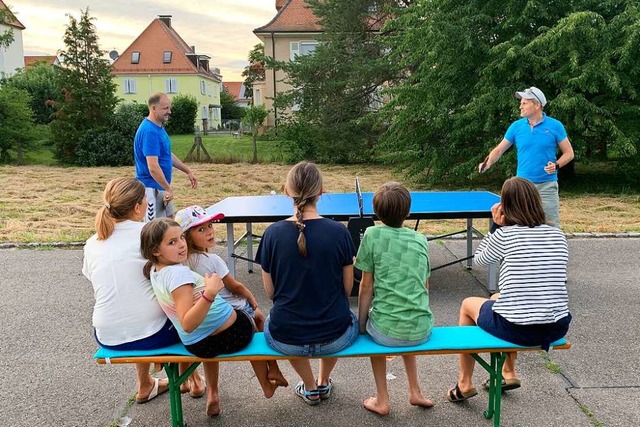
[253,0,323,128]
[0,0,25,77]
[24,55,60,70]
[111,15,222,131]
[223,81,251,109]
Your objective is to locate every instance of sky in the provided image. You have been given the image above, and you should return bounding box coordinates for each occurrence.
[11,0,276,81]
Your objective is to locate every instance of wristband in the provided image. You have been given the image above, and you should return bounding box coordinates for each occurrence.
[555,162,560,170]
[200,291,214,304]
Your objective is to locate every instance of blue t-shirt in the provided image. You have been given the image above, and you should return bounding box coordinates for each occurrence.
[134,118,173,190]
[256,218,356,345]
[504,113,567,183]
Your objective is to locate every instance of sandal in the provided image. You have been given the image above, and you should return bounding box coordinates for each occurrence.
[482,377,521,391]
[295,381,320,405]
[317,378,333,400]
[447,383,478,403]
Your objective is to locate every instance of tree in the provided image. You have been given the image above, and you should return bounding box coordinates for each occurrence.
[0,6,16,48]
[1,63,62,124]
[241,43,265,97]
[242,105,268,163]
[165,94,197,134]
[0,86,35,164]
[220,90,245,120]
[50,8,119,164]
[379,0,640,184]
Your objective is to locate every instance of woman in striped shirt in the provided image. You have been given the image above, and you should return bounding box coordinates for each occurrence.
[447,177,571,403]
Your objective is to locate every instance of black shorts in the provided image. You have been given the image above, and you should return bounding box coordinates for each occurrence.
[185,310,255,358]
[477,300,571,352]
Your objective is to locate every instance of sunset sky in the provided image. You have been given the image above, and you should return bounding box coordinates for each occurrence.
[11,0,277,81]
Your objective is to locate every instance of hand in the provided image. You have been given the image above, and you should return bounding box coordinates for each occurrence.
[491,202,506,226]
[248,295,259,311]
[544,161,557,174]
[204,273,224,299]
[163,189,174,205]
[478,156,490,173]
[187,171,198,189]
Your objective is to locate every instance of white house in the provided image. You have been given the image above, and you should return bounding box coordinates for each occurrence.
[0,0,25,77]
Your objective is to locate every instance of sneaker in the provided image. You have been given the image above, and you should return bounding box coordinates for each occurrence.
[295,381,320,405]
[317,378,333,400]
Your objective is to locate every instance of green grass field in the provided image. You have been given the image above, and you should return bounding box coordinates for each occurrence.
[171,134,288,163]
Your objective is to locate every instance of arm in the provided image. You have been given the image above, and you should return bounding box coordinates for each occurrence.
[146,155,172,192]
[222,274,258,310]
[342,263,354,297]
[172,153,198,189]
[262,271,275,300]
[425,278,429,291]
[357,271,374,333]
[172,273,224,333]
[545,138,575,174]
[479,138,513,172]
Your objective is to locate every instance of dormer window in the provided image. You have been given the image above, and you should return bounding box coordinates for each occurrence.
[131,52,140,64]
[163,51,172,63]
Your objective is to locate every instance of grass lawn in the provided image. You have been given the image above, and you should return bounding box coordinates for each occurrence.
[171,134,288,163]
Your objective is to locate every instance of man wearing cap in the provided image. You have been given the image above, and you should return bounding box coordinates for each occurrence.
[134,92,198,221]
[479,86,574,227]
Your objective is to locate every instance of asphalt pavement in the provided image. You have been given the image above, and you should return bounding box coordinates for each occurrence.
[0,237,638,427]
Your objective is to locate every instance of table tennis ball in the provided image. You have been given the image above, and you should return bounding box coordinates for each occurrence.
[270,190,276,196]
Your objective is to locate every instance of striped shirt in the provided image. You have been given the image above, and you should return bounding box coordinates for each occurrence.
[474,225,570,325]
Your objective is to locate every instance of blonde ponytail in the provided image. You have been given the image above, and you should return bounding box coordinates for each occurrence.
[96,178,145,240]
[285,161,323,257]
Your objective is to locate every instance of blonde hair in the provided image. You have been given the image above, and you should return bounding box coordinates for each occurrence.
[285,161,323,257]
[140,218,180,279]
[95,178,145,240]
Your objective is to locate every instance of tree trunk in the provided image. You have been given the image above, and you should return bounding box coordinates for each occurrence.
[252,132,258,164]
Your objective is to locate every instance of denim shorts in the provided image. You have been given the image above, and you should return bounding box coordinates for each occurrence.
[477,300,571,352]
[366,319,431,347]
[264,311,359,357]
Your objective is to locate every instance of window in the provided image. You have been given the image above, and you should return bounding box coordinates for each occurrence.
[163,51,172,63]
[131,52,140,64]
[213,107,221,120]
[254,89,262,106]
[123,78,137,94]
[165,78,178,94]
[202,106,208,119]
[200,80,206,95]
[290,41,318,61]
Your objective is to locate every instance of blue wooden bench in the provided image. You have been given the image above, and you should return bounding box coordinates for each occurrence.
[94,325,570,427]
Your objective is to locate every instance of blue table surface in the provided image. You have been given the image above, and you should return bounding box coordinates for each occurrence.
[208,191,500,222]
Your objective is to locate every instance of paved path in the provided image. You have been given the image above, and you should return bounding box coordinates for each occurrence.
[1,238,638,426]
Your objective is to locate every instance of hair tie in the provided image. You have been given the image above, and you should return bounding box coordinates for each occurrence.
[298,222,306,231]
[104,202,111,210]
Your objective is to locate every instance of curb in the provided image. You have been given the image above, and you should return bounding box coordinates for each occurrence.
[1,232,639,249]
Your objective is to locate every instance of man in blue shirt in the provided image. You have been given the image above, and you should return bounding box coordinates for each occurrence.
[479,87,574,227]
[134,93,198,221]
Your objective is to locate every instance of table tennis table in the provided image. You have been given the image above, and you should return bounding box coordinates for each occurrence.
[207,191,500,291]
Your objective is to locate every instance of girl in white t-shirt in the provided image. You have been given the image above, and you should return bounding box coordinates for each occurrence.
[175,205,288,389]
[140,217,284,416]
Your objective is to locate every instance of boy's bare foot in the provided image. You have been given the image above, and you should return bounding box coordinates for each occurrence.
[189,375,205,398]
[363,396,390,415]
[263,380,278,399]
[409,394,434,408]
[180,382,190,394]
[206,393,221,416]
[268,370,289,387]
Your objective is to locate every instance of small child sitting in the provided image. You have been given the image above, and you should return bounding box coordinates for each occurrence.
[355,182,435,415]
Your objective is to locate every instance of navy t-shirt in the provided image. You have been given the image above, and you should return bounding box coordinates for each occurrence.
[256,218,356,345]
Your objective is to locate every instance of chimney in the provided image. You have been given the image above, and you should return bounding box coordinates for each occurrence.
[158,15,172,27]
[191,46,196,53]
[276,0,287,11]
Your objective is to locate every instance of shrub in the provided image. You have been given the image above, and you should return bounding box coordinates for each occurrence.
[75,129,133,166]
[165,94,197,135]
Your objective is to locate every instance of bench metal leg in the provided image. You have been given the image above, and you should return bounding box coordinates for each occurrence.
[471,352,506,427]
[226,223,235,278]
[164,362,201,427]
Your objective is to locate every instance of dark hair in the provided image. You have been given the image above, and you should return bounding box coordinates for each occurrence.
[284,161,323,256]
[500,177,546,227]
[95,177,145,240]
[140,217,180,278]
[373,182,411,228]
[183,227,208,271]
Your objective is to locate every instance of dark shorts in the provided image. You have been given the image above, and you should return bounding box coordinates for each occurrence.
[477,300,571,352]
[95,318,180,351]
[186,310,255,358]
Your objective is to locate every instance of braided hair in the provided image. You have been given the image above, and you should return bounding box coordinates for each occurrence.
[284,161,323,257]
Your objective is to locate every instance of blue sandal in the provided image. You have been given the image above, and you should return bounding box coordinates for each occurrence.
[295,381,320,405]
[317,379,333,400]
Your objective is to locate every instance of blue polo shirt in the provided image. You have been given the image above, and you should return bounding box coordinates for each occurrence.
[134,118,172,190]
[504,113,567,183]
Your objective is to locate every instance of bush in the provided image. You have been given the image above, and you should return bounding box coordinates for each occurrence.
[165,94,197,135]
[75,129,133,166]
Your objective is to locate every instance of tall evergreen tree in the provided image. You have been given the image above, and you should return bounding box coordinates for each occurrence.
[50,8,118,163]
[241,43,265,98]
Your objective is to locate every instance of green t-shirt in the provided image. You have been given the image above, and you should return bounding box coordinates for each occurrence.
[354,225,433,341]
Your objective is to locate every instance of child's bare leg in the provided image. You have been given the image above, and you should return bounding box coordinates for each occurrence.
[454,297,486,394]
[135,363,168,399]
[202,362,221,416]
[317,357,338,387]
[289,359,319,401]
[503,352,518,379]
[363,356,390,415]
[402,355,433,408]
[253,308,266,331]
[250,360,278,398]
[178,363,204,396]
[267,360,289,387]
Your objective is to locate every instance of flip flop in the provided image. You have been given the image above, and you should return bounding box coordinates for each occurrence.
[482,377,521,391]
[447,383,478,403]
[136,378,168,404]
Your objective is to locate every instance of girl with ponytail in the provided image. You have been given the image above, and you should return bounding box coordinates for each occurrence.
[256,161,359,405]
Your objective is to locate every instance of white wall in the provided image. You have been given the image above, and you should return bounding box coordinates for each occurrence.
[0,23,25,77]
